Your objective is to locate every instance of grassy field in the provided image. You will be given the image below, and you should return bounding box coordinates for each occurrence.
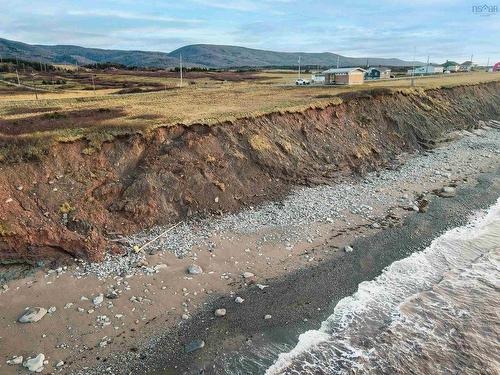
[0,69,498,162]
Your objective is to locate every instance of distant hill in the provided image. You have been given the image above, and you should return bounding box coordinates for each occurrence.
[0,38,418,68]
[168,44,417,68]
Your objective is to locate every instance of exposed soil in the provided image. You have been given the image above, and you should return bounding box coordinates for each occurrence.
[0,82,498,264]
[0,108,126,135]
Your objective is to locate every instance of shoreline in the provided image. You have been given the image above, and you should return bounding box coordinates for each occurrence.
[0,125,499,374]
[126,167,500,375]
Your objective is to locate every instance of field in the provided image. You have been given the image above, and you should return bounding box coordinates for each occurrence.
[0,68,499,162]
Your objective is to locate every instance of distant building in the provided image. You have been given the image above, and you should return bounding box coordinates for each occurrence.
[365,67,391,80]
[493,62,500,72]
[442,60,460,72]
[459,61,474,71]
[322,67,366,85]
[310,73,325,84]
[407,65,444,75]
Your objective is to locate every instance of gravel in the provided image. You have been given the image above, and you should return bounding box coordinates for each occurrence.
[75,123,500,279]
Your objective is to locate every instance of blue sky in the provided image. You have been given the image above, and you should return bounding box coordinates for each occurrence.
[0,0,498,64]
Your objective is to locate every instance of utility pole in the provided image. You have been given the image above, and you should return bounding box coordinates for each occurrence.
[32,74,38,100]
[426,55,430,75]
[179,53,183,87]
[411,46,416,86]
[336,55,340,69]
[298,56,301,79]
[15,69,20,85]
[486,57,490,71]
[91,74,96,94]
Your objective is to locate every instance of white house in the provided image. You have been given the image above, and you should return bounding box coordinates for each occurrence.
[407,65,444,75]
[310,74,325,84]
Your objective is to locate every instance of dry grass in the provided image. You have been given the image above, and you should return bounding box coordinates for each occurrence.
[0,70,498,163]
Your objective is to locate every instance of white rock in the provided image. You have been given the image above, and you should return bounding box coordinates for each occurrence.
[7,355,23,365]
[93,294,104,306]
[344,245,354,253]
[187,264,203,275]
[23,354,44,372]
[214,308,226,317]
[56,360,64,367]
[264,314,272,320]
[181,314,190,320]
[48,306,56,314]
[256,284,269,290]
[154,263,168,271]
[18,307,47,323]
[242,272,255,279]
[235,297,244,304]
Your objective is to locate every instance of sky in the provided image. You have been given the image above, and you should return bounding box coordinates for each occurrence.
[0,0,498,64]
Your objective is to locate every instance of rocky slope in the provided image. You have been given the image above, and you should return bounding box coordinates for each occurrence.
[0,82,498,264]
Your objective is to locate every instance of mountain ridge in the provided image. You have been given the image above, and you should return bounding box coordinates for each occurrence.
[0,38,418,68]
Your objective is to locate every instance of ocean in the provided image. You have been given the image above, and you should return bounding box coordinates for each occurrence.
[265,198,500,375]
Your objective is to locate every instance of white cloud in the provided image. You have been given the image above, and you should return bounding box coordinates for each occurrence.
[67,10,202,23]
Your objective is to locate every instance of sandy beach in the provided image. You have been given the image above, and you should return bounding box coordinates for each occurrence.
[1,122,499,375]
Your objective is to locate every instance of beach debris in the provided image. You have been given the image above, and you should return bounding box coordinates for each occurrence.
[418,198,429,213]
[214,308,227,317]
[235,296,244,304]
[438,186,456,198]
[92,294,104,306]
[55,360,65,367]
[185,339,205,353]
[23,353,44,372]
[256,284,269,290]
[6,355,23,365]
[18,307,47,323]
[264,314,272,320]
[242,271,255,279]
[187,264,203,275]
[64,303,73,309]
[105,289,119,299]
[154,263,168,271]
[344,245,354,253]
[48,306,56,314]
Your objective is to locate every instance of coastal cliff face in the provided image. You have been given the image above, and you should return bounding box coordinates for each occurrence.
[0,82,499,263]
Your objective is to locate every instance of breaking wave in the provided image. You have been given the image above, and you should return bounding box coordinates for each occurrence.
[266,199,500,375]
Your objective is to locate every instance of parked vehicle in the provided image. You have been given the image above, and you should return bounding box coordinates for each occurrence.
[295,79,310,85]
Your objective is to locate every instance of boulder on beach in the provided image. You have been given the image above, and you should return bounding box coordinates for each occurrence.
[215,308,227,317]
[438,186,456,198]
[18,307,47,323]
[344,245,354,253]
[242,271,255,279]
[187,264,203,275]
[23,353,44,372]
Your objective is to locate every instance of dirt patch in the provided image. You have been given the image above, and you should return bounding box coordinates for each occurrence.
[4,106,62,116]
[0,108,126,135]
[0,82,498,263]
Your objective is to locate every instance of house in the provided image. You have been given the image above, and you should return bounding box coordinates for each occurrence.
[442,60,460,72]
[310,73,325,84]
[365,67,391,80]
[323,67,366,85]
[407,65,444,75]
[493,62,500,72]
[459,61,474,71]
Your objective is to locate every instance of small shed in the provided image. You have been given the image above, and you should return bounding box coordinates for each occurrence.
[323,67,366,85]
[365,67,391,79]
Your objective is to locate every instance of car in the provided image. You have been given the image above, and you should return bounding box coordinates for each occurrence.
[295,79,310,85]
